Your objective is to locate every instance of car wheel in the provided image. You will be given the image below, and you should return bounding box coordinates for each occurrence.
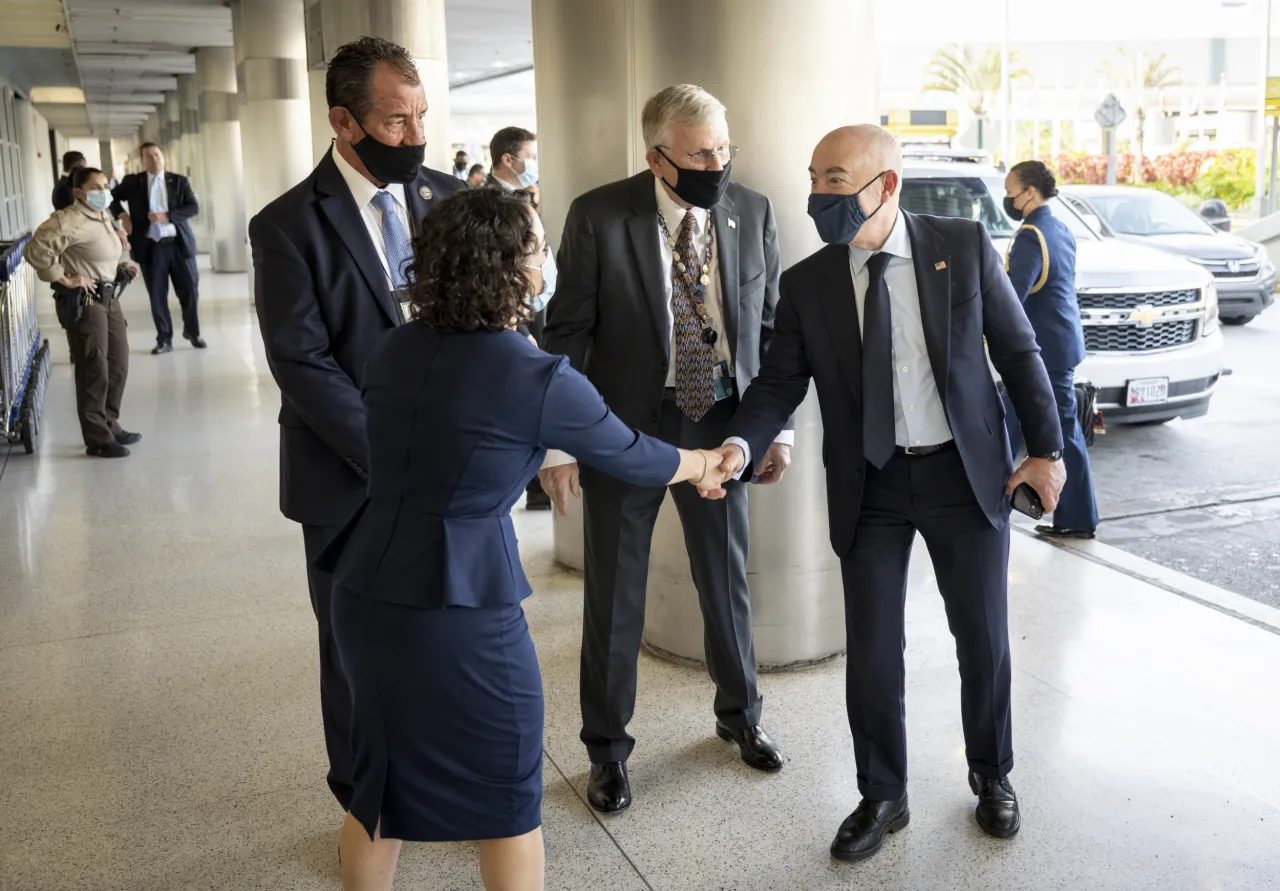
[1221,316,1254,326]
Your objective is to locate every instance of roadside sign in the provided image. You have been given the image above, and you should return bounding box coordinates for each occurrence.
[1095,93,1127,130]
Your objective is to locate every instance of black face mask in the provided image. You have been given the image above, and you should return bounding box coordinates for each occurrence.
[1003,188,1030,222]
[657,148,731,209]
[350,116,425,185]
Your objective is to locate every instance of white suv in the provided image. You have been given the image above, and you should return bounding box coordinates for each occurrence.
[900,150,1223,424]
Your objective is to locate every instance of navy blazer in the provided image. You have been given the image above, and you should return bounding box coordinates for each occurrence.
[109,171,199,263]
[726,212,1063,556]
[250,151,466,526]
[316,325,680,608]
[1004,204,1086,372]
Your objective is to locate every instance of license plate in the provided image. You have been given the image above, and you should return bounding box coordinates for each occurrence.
[1126,377,1169,406]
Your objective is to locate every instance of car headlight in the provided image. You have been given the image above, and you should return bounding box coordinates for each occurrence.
[1202,281,1220,337]
[1254,243,1274,271]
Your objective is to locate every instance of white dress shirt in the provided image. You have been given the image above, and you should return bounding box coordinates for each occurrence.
[542,178,793,471]
[848,209,952,448]
[727,209,948,476]
[332,144,410,286]
[146,172,178,240]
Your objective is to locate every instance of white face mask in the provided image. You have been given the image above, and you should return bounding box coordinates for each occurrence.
[82,189,111,212]
[517,157,539,189]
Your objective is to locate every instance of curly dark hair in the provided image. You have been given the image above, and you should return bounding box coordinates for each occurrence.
[1010,160,1059,199]
[407,188,539,333]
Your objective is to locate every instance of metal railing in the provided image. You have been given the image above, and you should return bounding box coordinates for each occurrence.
[0,235,51,453]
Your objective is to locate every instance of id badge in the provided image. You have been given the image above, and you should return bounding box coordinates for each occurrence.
[712,360,734,401]
[393,289,413,325]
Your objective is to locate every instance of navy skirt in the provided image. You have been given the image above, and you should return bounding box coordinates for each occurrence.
[331,587,544,842]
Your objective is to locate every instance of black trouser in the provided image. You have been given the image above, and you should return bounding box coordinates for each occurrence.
[840,447,1013,801]
[579,393,761,764]
[141,239,199,345]
[69,298,129,447]
[302,523,356,810]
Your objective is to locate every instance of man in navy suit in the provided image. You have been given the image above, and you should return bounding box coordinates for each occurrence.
[110,142,202,354]
[717,125,1065,861]
[249,36,464,810]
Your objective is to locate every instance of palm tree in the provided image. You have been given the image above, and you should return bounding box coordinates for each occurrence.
[923,44,1032,150]
[1101,49,1182,182]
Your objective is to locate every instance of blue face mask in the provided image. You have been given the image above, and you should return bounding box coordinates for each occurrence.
[517,158,539,189]
[530,249,557,313]
[82,189,111,212]
[807,171,889,245]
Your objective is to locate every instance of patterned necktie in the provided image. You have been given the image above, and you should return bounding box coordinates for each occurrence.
[862,251,896,469]
[371,190,411,289]
[671,211,716,422]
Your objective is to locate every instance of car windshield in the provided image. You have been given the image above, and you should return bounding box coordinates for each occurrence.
[1084,190,1216,236]
[899,176,1016,238]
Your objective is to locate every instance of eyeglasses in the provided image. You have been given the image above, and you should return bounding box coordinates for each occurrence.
[658,144,738,166]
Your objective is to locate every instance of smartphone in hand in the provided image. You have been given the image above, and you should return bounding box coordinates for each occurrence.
[1011,483,1044,520]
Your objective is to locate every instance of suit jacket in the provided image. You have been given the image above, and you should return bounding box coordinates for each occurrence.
[543,172,786,441]
[727,212,1063,556]
[52,176,75,211]
[1005,204,1086,372]
[315,326,679,607]
[249,152,466,527]
[109,171,199,263]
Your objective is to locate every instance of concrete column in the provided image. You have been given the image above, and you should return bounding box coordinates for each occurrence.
[178,72,211,249]
[97,139,114,180]
[536,0,878,668]
[162,91,182,177]
[231,0,313,227]
[310,0,451,171]
[196,46,248,273]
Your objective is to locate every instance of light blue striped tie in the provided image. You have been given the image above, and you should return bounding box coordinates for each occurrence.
[371,190,411,289]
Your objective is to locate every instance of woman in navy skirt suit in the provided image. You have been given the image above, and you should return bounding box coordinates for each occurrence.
[317,188,734,891]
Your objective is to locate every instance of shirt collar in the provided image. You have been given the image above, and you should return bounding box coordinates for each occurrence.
[331,144,406,211]
[76,202,108,222]
[1026,204,1052,223]
[654,176,708,237]
[849,208,912,275]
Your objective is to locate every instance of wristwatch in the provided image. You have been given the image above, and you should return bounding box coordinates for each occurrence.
[1030,450,1063,461]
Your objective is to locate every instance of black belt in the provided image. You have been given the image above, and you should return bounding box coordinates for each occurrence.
[90,281,119,301]
[152,236,176,244]
[895,441,955,457]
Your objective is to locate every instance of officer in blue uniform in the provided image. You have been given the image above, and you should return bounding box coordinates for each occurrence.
[1002,160,1099,539]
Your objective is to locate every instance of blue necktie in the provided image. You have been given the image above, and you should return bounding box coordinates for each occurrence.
[371,190,411,289]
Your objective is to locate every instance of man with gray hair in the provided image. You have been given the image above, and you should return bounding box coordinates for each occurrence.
[542,83,793,813]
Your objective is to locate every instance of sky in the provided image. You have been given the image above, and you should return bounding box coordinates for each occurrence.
[875,0,1277,44]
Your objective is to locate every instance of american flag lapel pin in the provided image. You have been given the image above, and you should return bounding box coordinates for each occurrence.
[935,261,946,271]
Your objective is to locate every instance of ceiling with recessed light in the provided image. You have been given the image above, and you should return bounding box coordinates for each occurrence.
[0,0,534,139]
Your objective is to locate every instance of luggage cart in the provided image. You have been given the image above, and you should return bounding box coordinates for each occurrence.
[1,236,52,454]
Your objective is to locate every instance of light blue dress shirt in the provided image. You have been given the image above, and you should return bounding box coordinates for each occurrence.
[147,173,178,241]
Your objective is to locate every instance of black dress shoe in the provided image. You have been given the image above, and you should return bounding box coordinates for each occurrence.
[151,342,172,355]
[970,771,1021,838]
[86,442,130,458]
[587,761,631,813]
[184,333,208,349]
[715,721,783,772]
[830,795,909,862]
[525,489,551,511]
[1035,524,1095,540]
[114,429,142,446]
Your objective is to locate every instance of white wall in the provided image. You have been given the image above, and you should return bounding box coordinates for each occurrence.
[66,137,102,169]
[13,96,56,227]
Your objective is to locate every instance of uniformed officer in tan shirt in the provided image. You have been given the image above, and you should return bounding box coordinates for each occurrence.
[25,167,143,458]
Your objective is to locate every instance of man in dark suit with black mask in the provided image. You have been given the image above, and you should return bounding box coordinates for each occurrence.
[715,124,1065,862]
[249,35,463,810]
[109,142,202,354]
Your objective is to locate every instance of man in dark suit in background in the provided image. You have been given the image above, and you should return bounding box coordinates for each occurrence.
[717,125,1065,862]
[541,84,792,814]
[249,35,463,810]
[109,142,202,354]
[52,151,86,210]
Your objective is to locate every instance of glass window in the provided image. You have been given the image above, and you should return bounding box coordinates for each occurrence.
[1086,190,1215,236]
[899,176,1015,238]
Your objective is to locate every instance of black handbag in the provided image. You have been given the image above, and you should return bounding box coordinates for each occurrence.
[1074,380,1102,446]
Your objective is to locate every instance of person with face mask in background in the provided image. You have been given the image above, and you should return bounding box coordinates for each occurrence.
[452,150,470,180]
[248,36,465,822]
[466,163,486,188]
[1002,160,1097,541]
[541,84,790,814]
[712,125,1064,862]
[52,151,86,211]
[25,167,142,458]
[485,125,558,510]
[109,142,203,354]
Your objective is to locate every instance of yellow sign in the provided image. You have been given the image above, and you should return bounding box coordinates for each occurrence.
[1267,77,1280,113]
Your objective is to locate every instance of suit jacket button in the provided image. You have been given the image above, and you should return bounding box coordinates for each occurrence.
[854,469,864,480]
[651,412,659,422]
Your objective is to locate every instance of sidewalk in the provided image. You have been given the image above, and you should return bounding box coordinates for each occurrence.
[1,274,1278,890]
